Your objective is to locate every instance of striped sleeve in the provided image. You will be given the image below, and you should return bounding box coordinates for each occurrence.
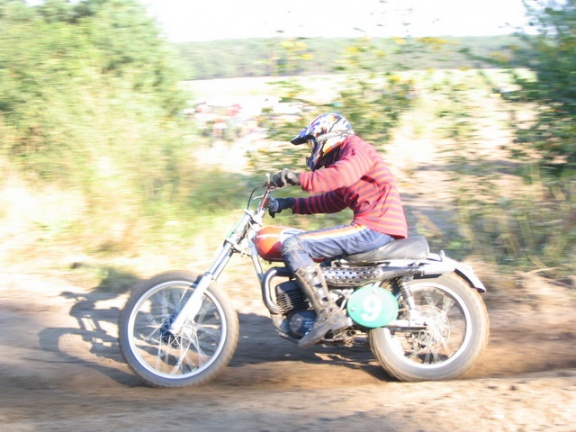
[299,139,373,193]
[292,190,347,215]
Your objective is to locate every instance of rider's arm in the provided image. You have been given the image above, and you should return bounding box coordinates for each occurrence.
[299,137,374,194]
[292,190,347,215]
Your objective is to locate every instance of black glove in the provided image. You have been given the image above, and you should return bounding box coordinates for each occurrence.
[269,197,295,218]
[270,168,300,188]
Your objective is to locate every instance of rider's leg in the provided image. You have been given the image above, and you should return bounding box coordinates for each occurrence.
[282,224,392,348]
[292,263,349,348]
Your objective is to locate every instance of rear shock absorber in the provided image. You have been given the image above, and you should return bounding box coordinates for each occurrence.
[397,276,417,311]
[396,276,429,327]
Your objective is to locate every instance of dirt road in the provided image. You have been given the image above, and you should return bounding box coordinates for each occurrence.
[1,109,575,431]
[1,268,575,432]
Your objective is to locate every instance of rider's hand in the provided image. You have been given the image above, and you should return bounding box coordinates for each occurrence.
[269,197,295,218]
[270,168,300,188]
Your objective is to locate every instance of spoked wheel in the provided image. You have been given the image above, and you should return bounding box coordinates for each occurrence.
[118,271,239,388]
[370,274,489,381]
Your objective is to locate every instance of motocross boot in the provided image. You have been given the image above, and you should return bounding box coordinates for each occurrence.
[294,264,349,349]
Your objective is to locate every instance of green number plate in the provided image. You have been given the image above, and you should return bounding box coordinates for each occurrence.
[347,285,398,328]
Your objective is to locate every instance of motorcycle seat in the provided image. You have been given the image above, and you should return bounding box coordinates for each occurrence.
[344,236,430,263]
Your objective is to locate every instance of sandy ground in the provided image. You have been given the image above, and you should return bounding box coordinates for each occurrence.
[1,109,575,431]
[0,268,575,432]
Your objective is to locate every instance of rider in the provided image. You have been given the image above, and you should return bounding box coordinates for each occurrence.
[269,112,408,348]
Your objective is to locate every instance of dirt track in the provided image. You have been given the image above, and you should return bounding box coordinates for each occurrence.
[1,269,575,432]
[2,106,575,430]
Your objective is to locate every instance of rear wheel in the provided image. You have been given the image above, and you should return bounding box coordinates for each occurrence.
[118,271,239,388]
[370,273,489,381]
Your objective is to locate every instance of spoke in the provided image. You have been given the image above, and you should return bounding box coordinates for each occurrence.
[144,309,160,326]
[196,324,221,341]
[194,325,219,366]
[423,348,442,364]
[440,337,452,355]
[171,289,188,309]
[170,340,193,374]
[194,334,208,367]
[155,338,168,371]
[160,292,171,316]
[440,296,455,313]
[141,310,164,339]
[143,324,162,343]
[421,294,435,306]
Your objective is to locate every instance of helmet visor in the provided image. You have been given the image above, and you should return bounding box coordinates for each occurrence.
[306,137,323,171]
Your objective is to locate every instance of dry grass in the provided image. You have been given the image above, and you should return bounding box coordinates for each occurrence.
[0,71,572,292]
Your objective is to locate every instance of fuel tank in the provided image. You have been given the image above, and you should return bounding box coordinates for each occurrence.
[254,226,303,262]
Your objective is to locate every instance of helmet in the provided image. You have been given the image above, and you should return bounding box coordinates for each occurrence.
[290,113,354,171]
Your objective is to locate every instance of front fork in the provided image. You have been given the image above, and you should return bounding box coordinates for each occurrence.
[169,211,259,335]
[168,243,234,335]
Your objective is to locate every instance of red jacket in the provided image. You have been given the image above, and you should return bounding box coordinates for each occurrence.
[293,135,408,239]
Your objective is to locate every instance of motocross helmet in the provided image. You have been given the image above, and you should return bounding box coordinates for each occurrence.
[290,113,354,171]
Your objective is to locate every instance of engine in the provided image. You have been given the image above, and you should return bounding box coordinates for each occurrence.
[274,280,316,338]
[275,280,307,312]
[264,265,398,341]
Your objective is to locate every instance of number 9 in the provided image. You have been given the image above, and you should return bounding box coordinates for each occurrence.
[361,294,382,322]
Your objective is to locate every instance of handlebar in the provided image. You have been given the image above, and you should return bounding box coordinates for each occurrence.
[249,176,278,215]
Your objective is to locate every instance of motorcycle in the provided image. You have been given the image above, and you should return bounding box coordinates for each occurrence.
[118,180,490,388]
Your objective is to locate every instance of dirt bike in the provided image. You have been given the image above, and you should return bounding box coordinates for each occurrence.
[118,180,490,388]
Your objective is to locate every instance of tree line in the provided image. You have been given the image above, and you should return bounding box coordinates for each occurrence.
[174,35,518,80]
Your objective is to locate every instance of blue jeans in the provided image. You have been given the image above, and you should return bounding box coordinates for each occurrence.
[281,224,393,272]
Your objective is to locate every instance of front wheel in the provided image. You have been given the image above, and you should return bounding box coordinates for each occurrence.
[370,273,489,381]
[118,271,239,388]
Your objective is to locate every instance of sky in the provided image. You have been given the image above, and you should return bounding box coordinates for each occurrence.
[141,0,531,42]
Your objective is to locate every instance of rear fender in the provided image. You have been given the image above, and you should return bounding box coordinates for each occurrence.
[418,254,486,293]
[453,261,486,292]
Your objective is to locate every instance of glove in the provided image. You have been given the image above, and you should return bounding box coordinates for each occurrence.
[270,168,300,188]
[269,197,295,218]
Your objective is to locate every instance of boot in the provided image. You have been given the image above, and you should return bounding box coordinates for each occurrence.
[294,265,349,349]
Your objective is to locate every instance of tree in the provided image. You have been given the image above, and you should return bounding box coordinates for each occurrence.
[0,0,187,186]
[494,0,576,173]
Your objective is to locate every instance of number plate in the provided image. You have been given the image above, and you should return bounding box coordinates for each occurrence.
[347,285,398,328]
